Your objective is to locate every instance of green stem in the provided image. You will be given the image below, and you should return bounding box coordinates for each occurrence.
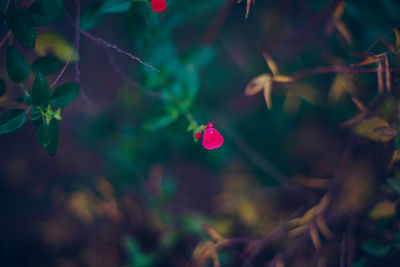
[185,113,199,129]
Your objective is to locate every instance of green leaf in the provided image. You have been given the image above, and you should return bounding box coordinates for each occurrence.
[80,3,105,31]
[31,72,51,107]
[0,79,6,97]
[31,56,63,76]
[100,0,132,13]
[30,106,42,122]
[51,83,80,108]
[6,46,31,83]
[28,0,64,26]
[0,109,27,134]
[361,239,391,257]
[36,119,59,156]
[144,108,179,130]
[7,8,36,49]
[387,178,400,195]
[352,258,367,267]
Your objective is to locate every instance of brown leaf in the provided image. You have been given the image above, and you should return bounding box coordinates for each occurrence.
[310,223,322,251]
[368,200,396,220]
[316,214,334,240]
[333,2,345,21]
[353,117,397,142]
[203,224,225,242]
[245,74,271,96]
[263,81,273,110]
[262,52,280,76]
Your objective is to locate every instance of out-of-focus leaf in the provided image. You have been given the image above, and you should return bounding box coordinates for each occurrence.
[100,0,132,14]
[28,0,64,26]
[352,258,367,267]
[36,119,59,155]
[362,239,391,257]
[67,191,94,223]
[387,178,400,195]
[35,33,76,63]
[0,79,6,97]
[31,72,51,107]
[30,106,42,121]
[80,3,105,31]
[245,74,271,96]
[144,108,179,130]
[6,46,31,83]
[124,237,154,267]
[203,224,225,242]
[51,83,80,108]
[263,81,273,110]
[368,200,396,220]
[310,223,322,251]
[328,73,356,102]
[31,56,63,76]
[0,109,26,134]
[237,198,258,226]
[7,8,36,49]
[273,75,294,83]
[352,117,397,142]
[263,52,280,76]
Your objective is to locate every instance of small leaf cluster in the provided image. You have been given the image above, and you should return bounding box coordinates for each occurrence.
[0,0,79,155]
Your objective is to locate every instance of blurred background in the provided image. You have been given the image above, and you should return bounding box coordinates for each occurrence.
[1,0,400,266]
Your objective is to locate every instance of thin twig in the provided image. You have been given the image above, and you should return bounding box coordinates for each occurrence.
[0,31,11,49]
[79,29,159,72]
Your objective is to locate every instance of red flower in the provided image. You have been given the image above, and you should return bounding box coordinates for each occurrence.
[151,0,166,12]
[202,123,224,150]
[195,132,202,140]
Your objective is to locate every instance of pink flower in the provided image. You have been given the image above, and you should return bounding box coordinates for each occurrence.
[151,0,166,12]
[202,123,224,150]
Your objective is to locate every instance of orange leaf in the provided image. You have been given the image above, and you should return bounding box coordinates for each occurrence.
[262,52,280,76]
[310,223,322,251]
[316,214,334,240]
[263,81,273,110]
[273,75,294,83]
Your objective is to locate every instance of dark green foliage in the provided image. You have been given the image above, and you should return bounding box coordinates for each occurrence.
[362,239,391,257]
[100,0,132,14]
[0,79,6,97]
[6,7,36,48]
[28,0,64,26]
[80,3,105,31]
[50,83,80,108]
[31,56,63,76]
[387,178,400,195]
[80,0,135,31]
[6,46,30,83]
[36,119,59,156]
[31,72,51,107]
[0,109,26,134]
